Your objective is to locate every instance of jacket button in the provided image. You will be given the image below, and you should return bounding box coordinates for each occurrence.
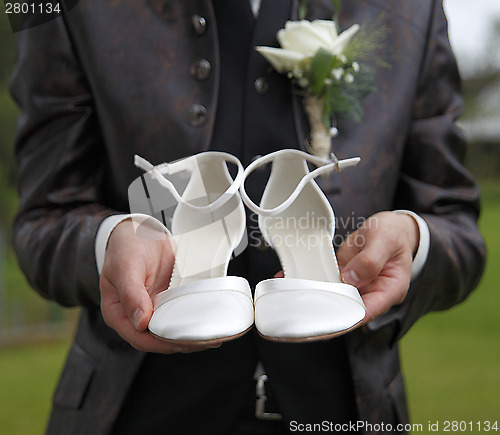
[254,77,269,95]
[192,15,207,35]
[187,104,207,127]
[191,59,211,81]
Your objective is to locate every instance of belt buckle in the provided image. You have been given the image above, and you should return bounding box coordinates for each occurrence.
[255,374,283,421]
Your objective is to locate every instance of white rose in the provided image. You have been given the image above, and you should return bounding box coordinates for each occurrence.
[256,20,359,73]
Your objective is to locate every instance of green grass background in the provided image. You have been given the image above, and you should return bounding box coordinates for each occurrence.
[0,181,499,434]
[401,180,500,427]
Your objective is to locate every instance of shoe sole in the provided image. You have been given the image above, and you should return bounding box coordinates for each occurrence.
[148,325,254,347]
[257,319,364,343]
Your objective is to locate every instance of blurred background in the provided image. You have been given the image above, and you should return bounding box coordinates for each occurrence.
[0,1,499,433]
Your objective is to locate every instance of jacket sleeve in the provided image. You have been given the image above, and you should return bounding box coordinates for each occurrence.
[369,0,486,339]
[10,16,116,308]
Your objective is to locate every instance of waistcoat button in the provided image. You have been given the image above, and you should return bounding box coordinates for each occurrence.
[187,104,207,127]
[192,15,207,35]
[254,77,269,95]
[191,59,212,81]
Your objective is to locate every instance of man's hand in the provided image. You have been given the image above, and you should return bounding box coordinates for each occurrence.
[337,211,419,324]
[99,219,218,353]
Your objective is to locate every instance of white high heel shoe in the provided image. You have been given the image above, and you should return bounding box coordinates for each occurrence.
[134,152,254,345]
[240,149,366,342]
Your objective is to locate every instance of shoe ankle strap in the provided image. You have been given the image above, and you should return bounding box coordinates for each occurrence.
[134,152,245,214]
[240,149,360,217]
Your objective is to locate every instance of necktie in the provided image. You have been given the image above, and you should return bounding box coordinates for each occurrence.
[210,0,256,157]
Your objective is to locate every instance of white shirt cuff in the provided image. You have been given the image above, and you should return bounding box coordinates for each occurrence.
[95,213,170,275]
[393,210,430,280]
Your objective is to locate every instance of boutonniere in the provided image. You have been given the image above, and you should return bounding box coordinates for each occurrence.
[256,2,378,159]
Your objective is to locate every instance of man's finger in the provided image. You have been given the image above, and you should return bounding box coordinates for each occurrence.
[359,276,406,324]
[336,234,360,269]
[341,238,395,288]
[360,289,393,324]
[100,263,154,331]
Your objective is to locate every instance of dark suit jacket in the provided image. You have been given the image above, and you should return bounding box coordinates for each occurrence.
[10,0,485,434]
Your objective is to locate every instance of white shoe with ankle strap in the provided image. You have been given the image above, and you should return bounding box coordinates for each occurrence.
[240,149,366,342]
[135,152,254,345]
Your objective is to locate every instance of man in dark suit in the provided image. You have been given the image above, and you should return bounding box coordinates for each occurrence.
[10,0,485,433]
